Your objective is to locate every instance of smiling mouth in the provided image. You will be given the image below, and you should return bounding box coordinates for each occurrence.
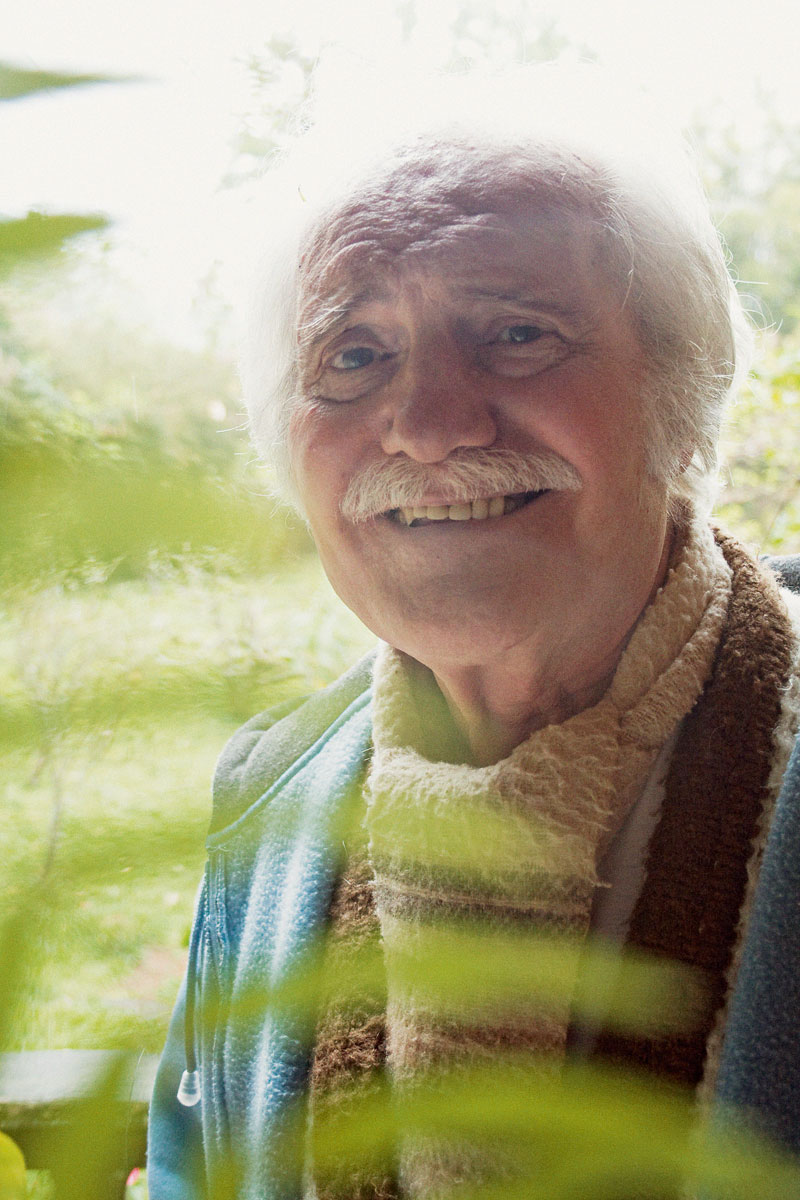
[386,490,548,527]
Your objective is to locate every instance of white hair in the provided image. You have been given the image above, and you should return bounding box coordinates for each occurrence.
[239,62,752,517]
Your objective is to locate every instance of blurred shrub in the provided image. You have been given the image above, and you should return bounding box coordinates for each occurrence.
[0,328,310,582]
[716,330,800,551]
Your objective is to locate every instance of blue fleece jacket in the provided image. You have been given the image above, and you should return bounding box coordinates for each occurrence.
[715,735,800,1154]
[148,656,375,1200]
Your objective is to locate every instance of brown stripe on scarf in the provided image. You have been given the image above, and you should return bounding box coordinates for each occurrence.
[591,533,796,1085]
[374,877,595,929]
[386,1011,570,1071]
[311,861,385,1088]
[308,842,398,1199]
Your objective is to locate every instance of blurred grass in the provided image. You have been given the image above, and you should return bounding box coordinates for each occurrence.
[0,557,373,1052]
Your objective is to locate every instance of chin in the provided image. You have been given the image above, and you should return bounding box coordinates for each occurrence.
[379,606,533,669]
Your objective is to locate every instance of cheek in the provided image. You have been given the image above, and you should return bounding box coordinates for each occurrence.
[543,380,648,491]
[289,406,351,510]
[289,405,381,560]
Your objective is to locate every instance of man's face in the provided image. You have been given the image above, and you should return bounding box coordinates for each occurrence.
[289,190,672,681]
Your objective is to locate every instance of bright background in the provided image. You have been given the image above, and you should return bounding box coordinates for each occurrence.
[5,0,800,344]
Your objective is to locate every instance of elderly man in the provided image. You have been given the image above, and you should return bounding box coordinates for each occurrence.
[149,68,800,1198]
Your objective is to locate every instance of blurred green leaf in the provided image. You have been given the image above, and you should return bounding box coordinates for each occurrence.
[0,62,136,102]
[28,1053,136,1200]
[0,213,108,263]
[308,1059,800,1200]
[0,1128,26,1200]
[0,56,134,273]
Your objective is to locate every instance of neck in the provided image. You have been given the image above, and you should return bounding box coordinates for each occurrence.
[430,526,675,766]
[434,651,620,766]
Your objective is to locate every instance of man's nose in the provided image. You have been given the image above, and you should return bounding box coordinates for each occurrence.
[379,347,497,462]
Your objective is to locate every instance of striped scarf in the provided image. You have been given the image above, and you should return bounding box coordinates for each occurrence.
[307,526,797,1198]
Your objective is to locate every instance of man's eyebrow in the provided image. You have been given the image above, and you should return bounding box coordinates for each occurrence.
[463,287,582,320]
[297,287,393,349]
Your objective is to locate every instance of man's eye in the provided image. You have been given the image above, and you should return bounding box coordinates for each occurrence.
[497,324,545,344]
[330,346,377,370]
[478,322,565,378]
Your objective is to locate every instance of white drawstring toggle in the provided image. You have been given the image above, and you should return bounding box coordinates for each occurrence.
[177,1068,202,1106]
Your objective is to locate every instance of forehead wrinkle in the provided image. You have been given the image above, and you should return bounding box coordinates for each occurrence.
[297,216,568,326]
[299,199,599,313]
[299,207,514,304]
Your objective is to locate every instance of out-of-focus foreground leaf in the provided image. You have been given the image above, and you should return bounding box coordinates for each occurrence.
[0,816,209,1053]
[0,1128,26,1199]
[0,63,128,102]
[307,1059,800,1200]
[0,57,138,272]
[0,213,108,263]
[2,1051,139,1200]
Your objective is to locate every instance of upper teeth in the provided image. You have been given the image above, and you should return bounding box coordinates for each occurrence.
[395,495,509,526]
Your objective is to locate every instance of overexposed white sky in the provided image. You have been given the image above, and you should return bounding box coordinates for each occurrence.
[5,0,800,344]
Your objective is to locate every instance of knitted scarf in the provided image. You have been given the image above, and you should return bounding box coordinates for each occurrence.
[307,528,797,1199]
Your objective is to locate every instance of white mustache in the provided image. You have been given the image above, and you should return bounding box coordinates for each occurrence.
[341,448,582,522]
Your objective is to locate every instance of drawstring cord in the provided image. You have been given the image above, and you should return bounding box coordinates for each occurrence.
[177,904,203,1106]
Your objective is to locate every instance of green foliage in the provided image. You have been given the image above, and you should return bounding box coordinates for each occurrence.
[442,3,595,69]
[307,1061,800,1200]
[0,215,108,265]
[0,560,372,1052]
[18,1055,137,1200]
[0,1128,26,1199]
[0,312,312,581]
[692,100,800,332]
[228,10,594,185]
[0,60,125,274]
[717,179,800,330]
[0,64,129,103]
[228,37,318,182]
[715,331,800,551]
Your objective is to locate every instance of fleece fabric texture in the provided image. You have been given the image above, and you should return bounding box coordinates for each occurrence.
[714,734,800,1154]
[149,659,376,1200]
[148,550,800,1200]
